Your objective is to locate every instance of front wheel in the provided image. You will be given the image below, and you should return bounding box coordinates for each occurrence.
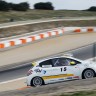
[82,69,95,79]
[31,77,43,87]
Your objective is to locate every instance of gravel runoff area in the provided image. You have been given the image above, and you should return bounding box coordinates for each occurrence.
[0,20,96,38]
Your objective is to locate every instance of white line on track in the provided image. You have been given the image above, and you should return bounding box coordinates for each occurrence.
[0,58,95,85]
[0,77,26,85]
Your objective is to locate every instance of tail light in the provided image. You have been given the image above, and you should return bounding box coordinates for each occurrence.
[27,70,33,76]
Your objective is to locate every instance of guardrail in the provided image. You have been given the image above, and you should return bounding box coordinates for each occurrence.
[0,27,96,49]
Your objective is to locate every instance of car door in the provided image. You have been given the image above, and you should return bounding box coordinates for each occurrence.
[50,58,67,82]
[39,58,67,83]
[60,57,81,80]
[39,59,61,84]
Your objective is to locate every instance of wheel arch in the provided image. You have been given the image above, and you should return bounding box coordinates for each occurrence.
[82,68,96,79]
[31,76,45,86]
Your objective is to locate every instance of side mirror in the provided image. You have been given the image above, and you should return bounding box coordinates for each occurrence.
[70,61,76,65]
[32,62,36,66]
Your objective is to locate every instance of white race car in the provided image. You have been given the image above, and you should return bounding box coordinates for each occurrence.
[26,55,96,87]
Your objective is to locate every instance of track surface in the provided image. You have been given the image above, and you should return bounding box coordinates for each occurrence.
[0,32,96,93]
[1,78,96,96]
[0,44,94,83]
[0,32,96,67]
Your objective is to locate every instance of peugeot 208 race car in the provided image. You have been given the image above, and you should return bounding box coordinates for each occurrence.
[26,55,96,87]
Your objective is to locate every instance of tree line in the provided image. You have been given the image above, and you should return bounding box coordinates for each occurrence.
[0,0,96,12]
[0,0,54,11]
[34,2,54,10]
[0,0,29,11]
[87,6,96,11]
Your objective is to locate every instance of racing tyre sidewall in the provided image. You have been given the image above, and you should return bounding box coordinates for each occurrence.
[32,77,43,87]
[83,69,95,79]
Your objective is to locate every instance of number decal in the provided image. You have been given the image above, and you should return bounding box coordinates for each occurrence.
[61,68,63,72]
[61,67,67,72]
[64,67,67,71]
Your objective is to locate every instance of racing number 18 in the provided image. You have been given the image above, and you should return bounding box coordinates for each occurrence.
[61,67,67,72]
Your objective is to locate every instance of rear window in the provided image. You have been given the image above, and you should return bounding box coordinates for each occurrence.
[39,59,53,67]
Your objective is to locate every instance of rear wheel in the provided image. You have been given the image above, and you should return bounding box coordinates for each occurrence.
[31,77,43,87]
[82,69,95,79]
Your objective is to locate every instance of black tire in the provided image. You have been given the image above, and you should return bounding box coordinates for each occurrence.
[82,69,95,79]
[31,77,44,87]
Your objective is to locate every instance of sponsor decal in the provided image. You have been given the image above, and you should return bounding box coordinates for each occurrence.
[73,76,79,79]
[34,68,46,74]
[61,67,67,72]
[42,70,46,74]
[34,68,41,73]
[59,79,64,81]
[66,77,73,79]
[50,80,55,81]
[42,74,74,80]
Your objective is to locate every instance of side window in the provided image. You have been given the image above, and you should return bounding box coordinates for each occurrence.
[59,58,70,66]
[39,60,53,68]
[66,58,81,65]
[52,58,68,67]
[52,58,61,67]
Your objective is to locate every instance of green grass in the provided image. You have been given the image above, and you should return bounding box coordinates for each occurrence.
[0,9,96,23]
[59,90,96,96]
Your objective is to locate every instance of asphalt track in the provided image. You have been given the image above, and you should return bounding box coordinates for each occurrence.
[0,32,96,67]
[0,33,95,82]
[0,32,96,93]
[0,17,96,95]
[0,44,95,95]
[0,44,95,82]
[1,76,96,96]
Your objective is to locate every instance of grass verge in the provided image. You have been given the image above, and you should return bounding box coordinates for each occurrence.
[59,90,96,96]
[0,10,96,23]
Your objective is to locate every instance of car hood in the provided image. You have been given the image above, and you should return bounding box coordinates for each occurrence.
[83,59,96,66]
